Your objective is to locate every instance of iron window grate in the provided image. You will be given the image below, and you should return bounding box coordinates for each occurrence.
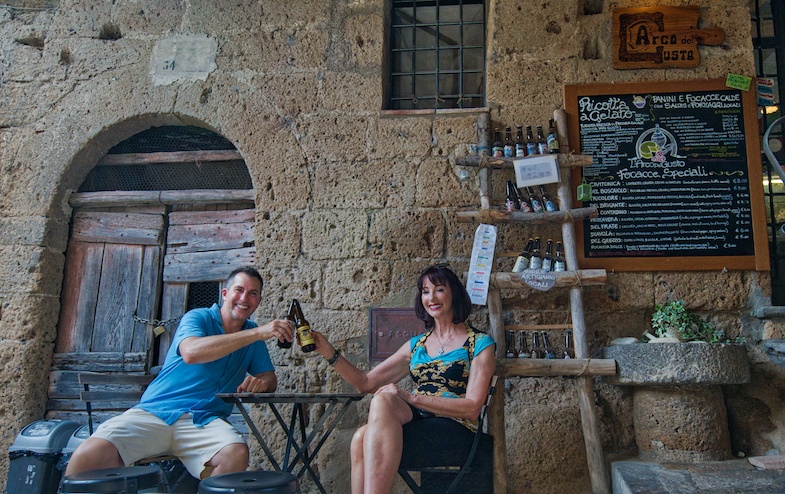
[389,0,485,110]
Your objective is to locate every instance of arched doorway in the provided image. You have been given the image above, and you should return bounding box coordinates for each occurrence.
[46,125,255,422]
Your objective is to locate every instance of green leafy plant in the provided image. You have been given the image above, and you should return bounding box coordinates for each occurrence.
[650,300,742,343]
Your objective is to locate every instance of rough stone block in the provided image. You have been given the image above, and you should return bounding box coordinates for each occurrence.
[415,157,476,208]
[253,72,321,119]
[296,114,369,163]
[653,272,748,311]
[220,27,329,72]
[0,246,64,296]
[310,158,416,209]
[487,56,571,109]
[254,210,302,265]
[369,118,432,159]
[431,115,479,156]
[491,0,583,58]
[318,70,381,112]
[302,210,368,260]
[0,216,69,251]
[110,0,185,35]
[323,260,391,310]
[0,294,60,342]
[583,272,655,311]
[340,13,384,69]
[368,209,445,259]
[254,260,322,316]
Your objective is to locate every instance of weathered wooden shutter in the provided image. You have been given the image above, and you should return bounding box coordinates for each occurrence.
[55,209,166,355]
[155,208,256,363]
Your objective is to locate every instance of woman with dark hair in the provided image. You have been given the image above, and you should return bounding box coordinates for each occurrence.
[312,265,496,494]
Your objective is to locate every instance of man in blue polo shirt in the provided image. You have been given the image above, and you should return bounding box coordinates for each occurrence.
[66,266,294,480]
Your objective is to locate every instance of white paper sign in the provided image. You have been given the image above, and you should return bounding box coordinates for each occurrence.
[513,155,560,188]
[520,269,557,291]
[466,224,497,305]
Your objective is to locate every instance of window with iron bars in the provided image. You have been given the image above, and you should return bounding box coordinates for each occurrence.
[389,0,485,110]
[752,0,785,304]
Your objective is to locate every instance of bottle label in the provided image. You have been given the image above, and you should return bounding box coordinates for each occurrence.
[504,145,514,158]
[531,199,544,212]
[297,324,316,347]
[526,143,537,155]
[547,134,559,153]
[553,260,566,272]
[492,146,503,158]
[520,201,533,212]
[512,256,529,272]
[529,257,543,270]
[544,199,558,212]
[505,199,517,212]
[538,142,548,155]
[515,144,525,157]
[542,258,553,271]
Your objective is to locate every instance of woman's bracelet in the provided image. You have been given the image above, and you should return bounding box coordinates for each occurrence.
[327,349,341,366]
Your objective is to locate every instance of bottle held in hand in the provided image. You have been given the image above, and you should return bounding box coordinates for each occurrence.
[293,299,317,352]
[278,300,295,349]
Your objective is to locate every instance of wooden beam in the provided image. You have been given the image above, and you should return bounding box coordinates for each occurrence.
[498,358,617,377]
[97,150,243,166]
[70,189,255,208]
[456,153,593,168]
[455,206,598,224]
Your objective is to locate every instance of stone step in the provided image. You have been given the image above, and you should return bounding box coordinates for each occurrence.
[612,459,785,494]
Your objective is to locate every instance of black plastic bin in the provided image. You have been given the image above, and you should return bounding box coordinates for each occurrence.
[6,419,80,494]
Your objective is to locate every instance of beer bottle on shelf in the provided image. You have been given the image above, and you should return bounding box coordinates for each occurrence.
[530,331,543,358]
[512,238,534,273]
[515,126,526,157]
[527,187,544,213]
[563,330,575,359]
[505,181,521,212]
[277,299,295,348]
[292,299,317,353]
[492,129,504,158]
[504,127,514,158]
[505,331,518,358]
[553,241,567,272]
[539,185,558,212]
[542,238,554,272]
[547,119,560,154]
[517,332,531,358]
[536,125,548,155]
[525,125,537,156]
[529,237,543,270]
[540,331,556,359]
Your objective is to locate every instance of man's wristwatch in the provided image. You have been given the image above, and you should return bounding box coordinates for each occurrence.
[327,349,341,365]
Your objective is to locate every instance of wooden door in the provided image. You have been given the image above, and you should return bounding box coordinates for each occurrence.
[55,209,166,357]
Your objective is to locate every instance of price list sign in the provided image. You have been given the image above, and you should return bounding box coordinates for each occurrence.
[565,79,768,271]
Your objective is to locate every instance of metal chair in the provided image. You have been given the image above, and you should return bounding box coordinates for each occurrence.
[398,375,498,494]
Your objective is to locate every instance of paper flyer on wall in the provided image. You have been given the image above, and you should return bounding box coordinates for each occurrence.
[466,223,497,305]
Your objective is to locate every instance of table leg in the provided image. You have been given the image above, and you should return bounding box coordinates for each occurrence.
[234,400,281,471]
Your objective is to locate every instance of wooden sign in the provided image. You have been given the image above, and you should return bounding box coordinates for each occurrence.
[613,6,724,69]
[564,79,769,272]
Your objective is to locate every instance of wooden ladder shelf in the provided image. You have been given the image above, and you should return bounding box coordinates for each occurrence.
[457,111,615,494]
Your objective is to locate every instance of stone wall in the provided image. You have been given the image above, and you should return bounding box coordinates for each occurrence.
[1,0,783,492]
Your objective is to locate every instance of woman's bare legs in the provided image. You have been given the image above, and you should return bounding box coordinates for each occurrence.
[351,392,413,494]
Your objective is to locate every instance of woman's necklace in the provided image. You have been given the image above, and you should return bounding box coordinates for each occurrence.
[434,329,454,356]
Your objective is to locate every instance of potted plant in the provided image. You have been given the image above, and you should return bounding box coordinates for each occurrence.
[644,300,743,344]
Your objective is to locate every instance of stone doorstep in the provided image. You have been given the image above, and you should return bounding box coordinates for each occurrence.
[612,459,785,494]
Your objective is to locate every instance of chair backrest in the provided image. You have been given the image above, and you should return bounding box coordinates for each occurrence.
[78,373,155,434]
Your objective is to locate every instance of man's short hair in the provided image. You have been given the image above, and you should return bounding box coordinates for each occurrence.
[226,266,263,291]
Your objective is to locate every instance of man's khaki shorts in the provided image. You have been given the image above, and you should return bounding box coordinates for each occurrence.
[91,408,246,478]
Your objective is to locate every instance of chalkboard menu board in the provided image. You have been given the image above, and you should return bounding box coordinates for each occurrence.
[565,79,768,271]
